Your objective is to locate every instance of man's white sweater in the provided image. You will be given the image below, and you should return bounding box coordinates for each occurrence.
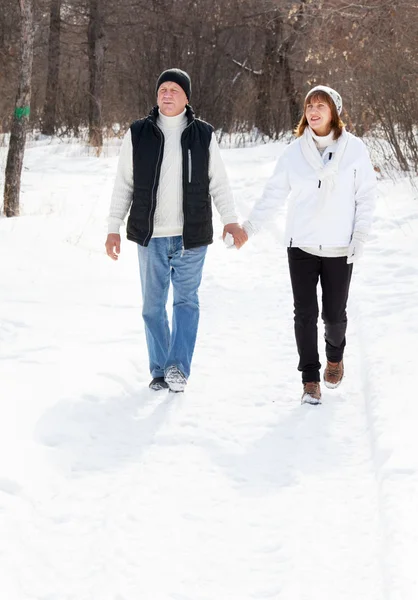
[108,109,238,236]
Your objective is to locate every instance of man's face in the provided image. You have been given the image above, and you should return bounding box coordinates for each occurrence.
[157,81,188,117]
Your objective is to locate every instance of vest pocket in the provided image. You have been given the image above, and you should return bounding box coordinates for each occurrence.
[130,193,150,219]
[186,197,212,223]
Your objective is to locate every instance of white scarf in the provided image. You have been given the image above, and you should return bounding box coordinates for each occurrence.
[300,127,349,205]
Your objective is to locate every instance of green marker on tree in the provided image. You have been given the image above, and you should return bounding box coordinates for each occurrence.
[14,106,30,119]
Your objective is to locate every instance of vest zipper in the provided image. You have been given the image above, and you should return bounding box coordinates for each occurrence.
[145,123,164,246]
[181,121,194,250]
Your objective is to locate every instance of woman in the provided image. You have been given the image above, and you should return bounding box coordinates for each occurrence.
[244,85,376,404]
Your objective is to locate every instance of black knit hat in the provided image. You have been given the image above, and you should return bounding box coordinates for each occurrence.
[156,68,191,101]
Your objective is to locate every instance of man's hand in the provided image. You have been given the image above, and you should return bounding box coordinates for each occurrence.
[105,233,121,260]
[222,223,248,249]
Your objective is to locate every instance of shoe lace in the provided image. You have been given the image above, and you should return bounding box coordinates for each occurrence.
[304,382,319,394]
[327,362,341,376]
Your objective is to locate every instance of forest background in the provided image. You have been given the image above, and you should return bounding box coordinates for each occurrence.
[1,0,417,184]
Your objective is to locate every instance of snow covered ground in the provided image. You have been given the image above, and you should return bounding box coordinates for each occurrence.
[0,135,417,600]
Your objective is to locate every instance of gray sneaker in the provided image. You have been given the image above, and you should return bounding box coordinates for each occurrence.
[164,365,187,392]
[149,377,168,391]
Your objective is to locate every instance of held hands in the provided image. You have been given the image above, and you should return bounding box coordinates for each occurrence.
[222,223,248,249]
[105,233,121,260]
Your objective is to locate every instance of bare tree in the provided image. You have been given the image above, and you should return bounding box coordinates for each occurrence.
[42,0,62,135]
[3,0,35,217]
[88,0,106,148]
[1,0,418,172]
[0,0,21,133]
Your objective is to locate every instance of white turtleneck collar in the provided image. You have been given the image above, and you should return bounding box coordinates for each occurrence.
[309,126,336,149]
[158,108,187,130]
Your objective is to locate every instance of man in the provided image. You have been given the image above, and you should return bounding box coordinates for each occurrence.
[105,68,247,393]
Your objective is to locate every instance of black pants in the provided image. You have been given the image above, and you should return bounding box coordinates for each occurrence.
[287,248,353,383]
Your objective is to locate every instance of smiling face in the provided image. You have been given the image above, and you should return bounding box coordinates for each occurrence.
[304,92,333,136]
[157,81,188,117]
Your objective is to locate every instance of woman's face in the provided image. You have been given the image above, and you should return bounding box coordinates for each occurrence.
[305,97,333,136]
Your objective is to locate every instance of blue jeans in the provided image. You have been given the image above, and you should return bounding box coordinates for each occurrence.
[137,236,207,380]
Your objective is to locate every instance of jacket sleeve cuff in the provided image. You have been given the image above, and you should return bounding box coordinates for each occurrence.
[352,231,368,243]
[242,220,257,237]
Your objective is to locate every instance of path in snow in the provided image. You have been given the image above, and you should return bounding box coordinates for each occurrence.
[1,140,417,599]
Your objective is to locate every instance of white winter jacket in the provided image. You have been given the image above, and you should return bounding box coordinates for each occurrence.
[247,130,376,248]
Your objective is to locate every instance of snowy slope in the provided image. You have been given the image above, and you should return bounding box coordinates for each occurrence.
[0,137,417,600]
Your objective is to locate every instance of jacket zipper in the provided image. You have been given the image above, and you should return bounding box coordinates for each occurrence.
[188,149,192,183]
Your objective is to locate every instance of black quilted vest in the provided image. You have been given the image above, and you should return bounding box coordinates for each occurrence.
[127,105,214,249]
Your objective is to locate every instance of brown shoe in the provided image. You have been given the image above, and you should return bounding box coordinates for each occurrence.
[301,382,321,405]
[324,360,344,389]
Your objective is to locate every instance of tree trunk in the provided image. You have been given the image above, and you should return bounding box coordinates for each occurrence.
[88,0,106,149]
[254,19,281,138]
[3,0,35,218]
[278,41,300,128]
[279,0,306,128]
[41,0,61,136]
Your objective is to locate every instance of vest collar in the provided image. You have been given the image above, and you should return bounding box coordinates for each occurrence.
[149,104,195,125]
